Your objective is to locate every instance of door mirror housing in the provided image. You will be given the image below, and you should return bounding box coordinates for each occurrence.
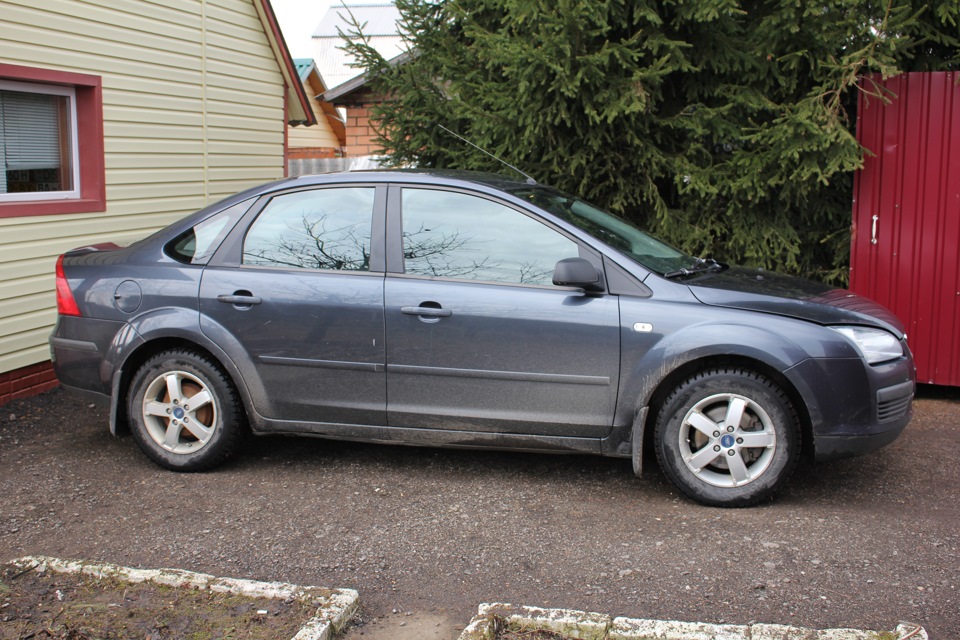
[553,258,605,292]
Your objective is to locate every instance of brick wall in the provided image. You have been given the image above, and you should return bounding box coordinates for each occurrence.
[344,106,382,157]
[0,361,58,406]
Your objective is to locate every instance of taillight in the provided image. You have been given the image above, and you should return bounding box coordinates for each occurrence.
[55,255,81,317]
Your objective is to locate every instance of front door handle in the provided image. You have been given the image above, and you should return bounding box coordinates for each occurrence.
[218,292,262,307]
[401,306,452,318]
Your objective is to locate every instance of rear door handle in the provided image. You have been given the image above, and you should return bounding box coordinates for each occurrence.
[401,306,452,318]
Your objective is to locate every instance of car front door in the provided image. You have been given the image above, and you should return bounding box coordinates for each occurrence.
[384,186,620,438]
[199,185,386,425]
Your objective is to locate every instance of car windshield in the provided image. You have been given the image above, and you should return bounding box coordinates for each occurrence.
[508,186,695,274]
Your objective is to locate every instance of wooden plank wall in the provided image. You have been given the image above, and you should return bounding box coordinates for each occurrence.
[289,84,341,149]
[0,0,287,373]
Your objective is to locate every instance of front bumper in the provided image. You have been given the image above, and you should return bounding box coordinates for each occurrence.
[813,419,909,461]
[784,354,915,462]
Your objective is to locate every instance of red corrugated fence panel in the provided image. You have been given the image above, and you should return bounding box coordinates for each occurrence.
[851,72,960,386]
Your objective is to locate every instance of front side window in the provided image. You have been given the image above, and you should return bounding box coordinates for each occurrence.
[243,187,376,271]
[0,80,79,201]
[401,188,579,285]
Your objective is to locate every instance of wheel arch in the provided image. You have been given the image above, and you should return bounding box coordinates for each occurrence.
[638,354,813,467]
[110,336,257,436]
[649,360,804,506]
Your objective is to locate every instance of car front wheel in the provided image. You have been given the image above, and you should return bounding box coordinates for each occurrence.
[654,368,800,507]
[128,349,246,471]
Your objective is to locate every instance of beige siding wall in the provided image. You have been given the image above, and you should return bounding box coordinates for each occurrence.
[0,0,287,374]
[289,87,340,149]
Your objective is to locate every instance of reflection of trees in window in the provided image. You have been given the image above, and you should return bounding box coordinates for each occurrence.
[400,189,580,285]
[402,224,555,284]
[244,210,370,271]
[402,224,495,279]
[517,262,553,285]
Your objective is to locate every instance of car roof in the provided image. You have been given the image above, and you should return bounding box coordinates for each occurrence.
[285,169,535,193]
[161,170,547,243]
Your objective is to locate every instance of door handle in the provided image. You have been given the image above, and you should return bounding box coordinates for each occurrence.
[218,293,262,306]
[871,214,879,245]
[401,306,452,318]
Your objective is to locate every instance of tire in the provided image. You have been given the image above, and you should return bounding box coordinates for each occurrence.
[128,349,247,471]
[654,368,800,507]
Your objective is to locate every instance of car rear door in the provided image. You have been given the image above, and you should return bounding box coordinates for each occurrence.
[384,185,620,439]
[199,184,387,425]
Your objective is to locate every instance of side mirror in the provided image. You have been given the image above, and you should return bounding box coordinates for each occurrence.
[552,258,605,292]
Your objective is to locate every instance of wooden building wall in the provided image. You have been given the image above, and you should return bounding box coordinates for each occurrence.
[0,0,288,376]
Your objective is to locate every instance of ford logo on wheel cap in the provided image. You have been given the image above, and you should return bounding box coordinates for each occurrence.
[721,434,736,448]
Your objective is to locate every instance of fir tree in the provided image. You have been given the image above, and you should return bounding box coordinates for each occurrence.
[343,0,959,284]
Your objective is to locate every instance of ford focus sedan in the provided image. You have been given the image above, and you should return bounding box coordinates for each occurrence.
[49,171,915,507]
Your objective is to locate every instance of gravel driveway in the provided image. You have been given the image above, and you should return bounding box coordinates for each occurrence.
[1,386,957,638]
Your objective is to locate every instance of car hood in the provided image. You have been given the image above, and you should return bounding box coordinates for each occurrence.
[687,267,905,337]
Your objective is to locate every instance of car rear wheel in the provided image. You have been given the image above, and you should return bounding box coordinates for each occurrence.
[128,349,246,471]
[654,368,800,507]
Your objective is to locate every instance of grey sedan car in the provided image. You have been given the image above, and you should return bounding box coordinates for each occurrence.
[49,171,914,507]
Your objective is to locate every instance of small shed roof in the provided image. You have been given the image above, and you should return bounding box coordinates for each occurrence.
[294,58,318,81]
[323,49,411,104]
[292,58,346,146]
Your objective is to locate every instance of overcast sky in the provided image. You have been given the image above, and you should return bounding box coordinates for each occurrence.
[270,0,336,58]
[273,0,398,59]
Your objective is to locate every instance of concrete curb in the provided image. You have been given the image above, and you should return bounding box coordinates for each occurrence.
[8,555,359,640]
[457,603,928,640]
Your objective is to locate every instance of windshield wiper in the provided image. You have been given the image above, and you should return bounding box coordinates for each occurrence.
[663,258,724,279]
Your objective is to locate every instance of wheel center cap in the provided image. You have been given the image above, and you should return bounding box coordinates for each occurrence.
[720,434,736,448]
[173,407,185,419]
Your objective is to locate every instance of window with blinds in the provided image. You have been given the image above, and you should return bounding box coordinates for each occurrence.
[0,80,79,201]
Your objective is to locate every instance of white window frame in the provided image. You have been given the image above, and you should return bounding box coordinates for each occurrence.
[0,78,81,202]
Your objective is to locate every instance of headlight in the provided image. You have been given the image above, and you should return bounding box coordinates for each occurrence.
[831,326,903,364]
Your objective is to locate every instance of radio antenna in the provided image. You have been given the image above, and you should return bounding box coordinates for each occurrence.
[437,124,537,185]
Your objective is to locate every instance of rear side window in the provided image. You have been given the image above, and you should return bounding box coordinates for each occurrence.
[167,200,252,265]
[242,187,375,271]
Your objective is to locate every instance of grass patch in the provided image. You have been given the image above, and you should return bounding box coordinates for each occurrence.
[0,563,318,640]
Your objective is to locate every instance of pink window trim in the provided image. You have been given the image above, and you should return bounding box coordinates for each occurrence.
[0,63,106,218]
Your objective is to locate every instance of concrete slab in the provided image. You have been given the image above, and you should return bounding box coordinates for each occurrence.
[457,603,927,640]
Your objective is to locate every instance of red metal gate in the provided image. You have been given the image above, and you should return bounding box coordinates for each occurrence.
[851,72,960,386]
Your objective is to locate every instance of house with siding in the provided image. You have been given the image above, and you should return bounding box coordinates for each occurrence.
[311,2,402,91]
[287,58,346,175]
[312,2,403,161]
[0,0,314,405]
